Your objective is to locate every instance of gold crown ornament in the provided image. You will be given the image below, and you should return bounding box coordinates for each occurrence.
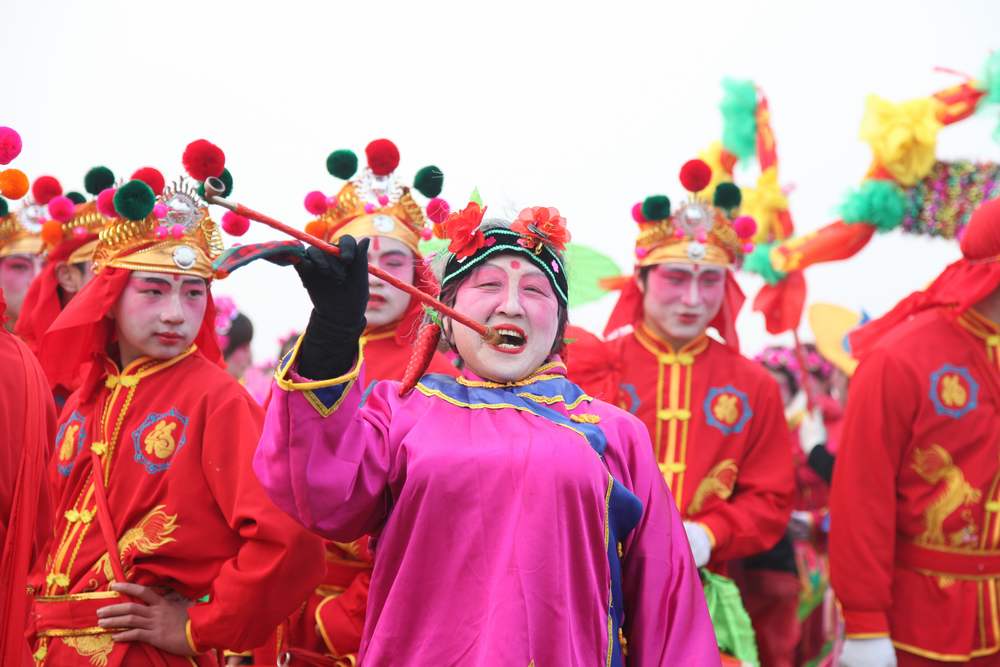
[302,138,448,255]
[91,140,248,279]
[0,195,46,258]
[632,158,758,268]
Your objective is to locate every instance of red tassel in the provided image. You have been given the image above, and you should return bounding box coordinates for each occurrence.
[399,322,442,396]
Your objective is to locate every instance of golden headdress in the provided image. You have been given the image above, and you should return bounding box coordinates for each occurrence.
[302,138,447,256]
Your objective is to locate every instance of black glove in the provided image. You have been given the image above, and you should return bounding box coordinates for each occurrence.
[294,236,370,380]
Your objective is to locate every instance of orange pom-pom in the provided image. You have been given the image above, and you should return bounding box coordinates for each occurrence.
[304,220,328,239]
[41,219,65,247]
[0,168,29,199]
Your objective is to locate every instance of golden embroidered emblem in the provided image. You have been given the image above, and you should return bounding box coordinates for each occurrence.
[94,505,178,581]
[58,424,79,461]
[60,634,114,666]
[144,420,178,459]
[712,395,740,426]
[939,374,968,408]
[912,444,981,546]
[687,459,739,516]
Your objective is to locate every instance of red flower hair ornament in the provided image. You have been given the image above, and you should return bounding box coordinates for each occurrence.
[512,206,570,253]
[442,201,488,260]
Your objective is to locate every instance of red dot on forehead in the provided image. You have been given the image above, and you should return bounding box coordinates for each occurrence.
[172,274,181,282]
[509,259,522,270]
[371,237,381,252]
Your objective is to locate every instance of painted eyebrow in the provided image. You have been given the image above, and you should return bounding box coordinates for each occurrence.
[379,250,409,259]
[135,277,172,287]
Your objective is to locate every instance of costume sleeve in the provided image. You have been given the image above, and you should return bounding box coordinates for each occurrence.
[609,416,721,666]
[186,390,327,652]
[695,377,795,562]
[829,349,916,638]
[253,337,396,542]
[564,326,621,402]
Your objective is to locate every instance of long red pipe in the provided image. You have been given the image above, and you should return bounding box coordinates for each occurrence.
[203,181,499,344]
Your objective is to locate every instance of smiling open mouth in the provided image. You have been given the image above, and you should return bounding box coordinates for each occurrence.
[492,326,527,353]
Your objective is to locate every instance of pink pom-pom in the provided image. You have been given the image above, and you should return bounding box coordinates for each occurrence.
[364,202,376,214]
[635,247,649,259]
[377,194,390,206]
[733,215,757,240]
[673,228,685,239]
[153,203,168,220]
[631,202,645,223]
[72,226,88,239]
[155,225,169,239]
[169,224,185,239]
[304,190,328,215]
[97,188,117,217]
[695,230,707,243]
[426,197,450,224]
[0,127,22,165]
[420,227,433,240]
[743,242,755,253]
[222,211,250,236]
[326,195,338,207]
[48,195,76,222]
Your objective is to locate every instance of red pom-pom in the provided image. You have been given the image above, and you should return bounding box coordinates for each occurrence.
[131,167,166,195]
[97,188,117,217]
[182,139,226,181]
[631,202,645,223]
[32,175,62,205]
[222,211,250,236]
[304,190,328,215]
[41,219,64,246]
[48,195,76,222]
[365,139,400,176]
[426,197,450,224]
[679,159,712,193]
[0,127,22,165]
[733,215,757,240]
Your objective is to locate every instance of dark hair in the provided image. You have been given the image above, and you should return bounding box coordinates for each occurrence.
[223,312,254,359]
[436,261,569,357]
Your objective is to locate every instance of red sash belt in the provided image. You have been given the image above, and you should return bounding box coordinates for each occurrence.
[29,591,122,637]
[897,542,1000,578]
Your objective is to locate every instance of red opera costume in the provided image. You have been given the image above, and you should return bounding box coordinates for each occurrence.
[253,139,453,667]
[568,161,794,567]
[25,167,325,666]
[830,197,1000,664]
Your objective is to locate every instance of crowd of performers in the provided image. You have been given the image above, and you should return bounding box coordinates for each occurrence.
[0,102,998,667]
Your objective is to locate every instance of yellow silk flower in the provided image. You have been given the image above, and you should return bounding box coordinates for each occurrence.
[860,94,942,186]
[740,166,789,243]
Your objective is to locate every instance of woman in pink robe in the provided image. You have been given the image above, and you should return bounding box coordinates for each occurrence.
[254,206,720,666]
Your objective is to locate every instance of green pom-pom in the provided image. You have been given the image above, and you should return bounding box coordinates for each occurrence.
[413,165,444,198]
[744,241,787,285]
[113,180,156,221]
[642,195,671,221]
[66,191,86,204]
[840,179,906,232]
[720,78,758,162]
[197,168,233,199]
[0,197,8,217]
[713,182,742,209]
[326,150,358,180]
[84,166,115,195]
[982,50,1000,104]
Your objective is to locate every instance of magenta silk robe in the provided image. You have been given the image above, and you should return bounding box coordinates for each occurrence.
[254,347,719,666]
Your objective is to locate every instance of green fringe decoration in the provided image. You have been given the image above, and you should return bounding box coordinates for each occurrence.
[720,78,758,162]
[840,179,906,232]
[422,305,443,328]
[982,50,1000,105]
[702,570,759,666]
[744,241,786,285]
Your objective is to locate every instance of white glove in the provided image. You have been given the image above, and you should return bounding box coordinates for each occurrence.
[838,638,896,667]
[798,406,828,455]
[683,521,712,567]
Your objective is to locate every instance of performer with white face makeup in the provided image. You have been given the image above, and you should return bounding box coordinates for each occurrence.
[568,158,794,575]
[254,202,721,665]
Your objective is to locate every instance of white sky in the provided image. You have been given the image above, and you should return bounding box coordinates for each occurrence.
[5,0,999,362]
